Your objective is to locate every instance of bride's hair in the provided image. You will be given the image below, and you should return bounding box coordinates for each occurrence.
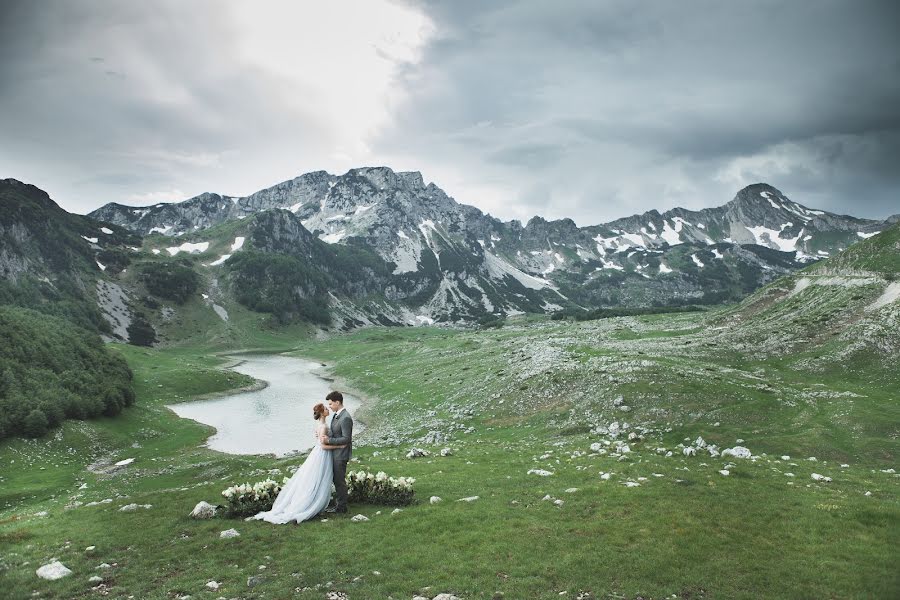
[313,402,327,420]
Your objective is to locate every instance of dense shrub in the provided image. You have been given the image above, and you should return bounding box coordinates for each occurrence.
[22,409,49,438]
[139,261,200,304]
[0,306,135,439]
[127,312,157,346]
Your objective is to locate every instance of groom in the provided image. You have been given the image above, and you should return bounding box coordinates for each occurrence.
[321,390,353,514]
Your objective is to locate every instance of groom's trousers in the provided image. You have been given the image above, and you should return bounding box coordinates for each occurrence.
[333,459,349,510]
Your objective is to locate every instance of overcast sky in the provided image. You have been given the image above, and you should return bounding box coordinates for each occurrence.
[1,0,898,225]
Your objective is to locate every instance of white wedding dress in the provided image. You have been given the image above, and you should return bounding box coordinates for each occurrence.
[251,422,333,524]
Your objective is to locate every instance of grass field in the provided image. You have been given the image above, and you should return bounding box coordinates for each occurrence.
[1,309,898,599]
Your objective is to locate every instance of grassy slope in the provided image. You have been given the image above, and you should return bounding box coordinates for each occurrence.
[1,310,897,599]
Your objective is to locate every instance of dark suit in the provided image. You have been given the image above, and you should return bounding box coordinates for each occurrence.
[328,409,353,511]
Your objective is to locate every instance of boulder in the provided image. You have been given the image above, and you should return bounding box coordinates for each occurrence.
[36,561,72,580]
[407,448,430,459]
[220,528,240,539]
[429,496,442,504]
[351,514,370,522]
[721,446,752,459]
[190,501,218,519]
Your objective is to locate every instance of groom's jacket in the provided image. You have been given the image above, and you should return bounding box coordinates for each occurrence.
[329,410,353,462]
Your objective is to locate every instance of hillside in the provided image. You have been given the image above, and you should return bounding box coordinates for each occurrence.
[712,221,900,373]
[0,179,141,333]
[0,306,134,440]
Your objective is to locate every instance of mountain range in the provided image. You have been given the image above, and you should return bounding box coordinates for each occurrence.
[1,167,895,342]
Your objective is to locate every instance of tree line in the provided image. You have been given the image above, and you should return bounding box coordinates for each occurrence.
[0,306,135,439]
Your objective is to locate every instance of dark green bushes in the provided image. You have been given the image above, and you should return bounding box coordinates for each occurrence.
[0,306,134,439]
[139,261,200,303]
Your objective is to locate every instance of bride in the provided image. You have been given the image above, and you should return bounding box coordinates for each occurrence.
[251,403,346,524]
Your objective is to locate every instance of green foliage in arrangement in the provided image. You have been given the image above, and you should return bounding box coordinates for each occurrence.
[347,469,416,506]
[138,260,200,304]
[221,478,289,518]
[0,306,134,439]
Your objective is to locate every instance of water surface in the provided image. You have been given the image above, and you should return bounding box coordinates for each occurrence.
[167,354,361,457]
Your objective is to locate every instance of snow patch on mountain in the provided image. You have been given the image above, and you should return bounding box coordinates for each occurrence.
[485,251,554,290]
[166,241,210,256]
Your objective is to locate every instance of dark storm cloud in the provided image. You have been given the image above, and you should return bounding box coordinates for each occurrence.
[379,0,900,223]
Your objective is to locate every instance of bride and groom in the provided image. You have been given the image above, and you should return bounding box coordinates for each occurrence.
[252,390,353,523]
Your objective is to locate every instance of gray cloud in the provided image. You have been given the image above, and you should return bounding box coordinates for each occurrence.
[379,0,900,223]
[1,0,898,224]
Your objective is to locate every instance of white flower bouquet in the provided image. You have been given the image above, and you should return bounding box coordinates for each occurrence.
[347,470,416,506]
[221,476,290,517]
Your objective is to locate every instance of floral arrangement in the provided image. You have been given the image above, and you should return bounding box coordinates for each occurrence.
[221,477,290,517]
[220,470,417,517]
[347,470,416,506]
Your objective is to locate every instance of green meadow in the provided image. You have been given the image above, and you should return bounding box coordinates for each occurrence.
[1,308,898,599]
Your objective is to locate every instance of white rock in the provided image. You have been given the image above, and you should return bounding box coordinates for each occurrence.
[219,528,240,538]
[429,496,442,504]
[590,442,603,452]
[350,514,369,522]
[114,458,135,466]
[406,448,430,459]
[88,575,103,583]
[781,455,791,461]
[190,501,218,519]
[440,448,453,456]
[85,546,96,553]
[527,469,554,476]
[564,488,579,493]
[785,473,795,477]
[721,446,752,460]
[433,594,460,600]
[457,496,479,502]
[392,508,403,515]
[840,464,849,468]
[811,473,832,482]
[206,581,220,590]
[553,499,564,507]
[682,447,696,457]
[719,470,730,476]
[600,472,611,480]
[623,481,640,487]
[36,561,72,580]
[694,436,707,449]
[119,503,139,512]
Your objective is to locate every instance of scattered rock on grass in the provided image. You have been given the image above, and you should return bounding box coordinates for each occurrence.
[36,561,72,580]
[722,446,752,459]
[190,501,218,519]
[351,514,370,522]
[220,528,240,538]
